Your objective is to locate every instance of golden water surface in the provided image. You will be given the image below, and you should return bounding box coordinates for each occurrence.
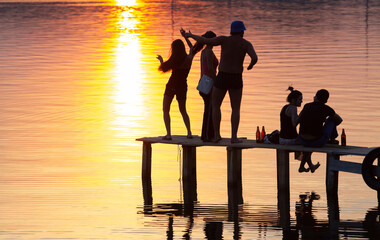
[1,0,380,239]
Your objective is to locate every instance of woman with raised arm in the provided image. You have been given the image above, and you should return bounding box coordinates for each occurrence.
[156,30,201,140]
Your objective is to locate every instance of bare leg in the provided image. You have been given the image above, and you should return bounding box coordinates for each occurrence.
[299,152,320,173]
[178,99,192,137]
[299,152,312,172]
[163,95,174,138]
[228,88,243,143]
[211,87,227,141]
[304,152,320,173]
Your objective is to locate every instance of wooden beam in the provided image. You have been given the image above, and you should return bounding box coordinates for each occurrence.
[182,146,197,204]
[142,142,152,181]
[227,147,243,204]
[136,135,373,157]
[276,149,290,193]
[142,142,153,212]
[276,149,290,229]
[182,146,196,180]
[142,177,153,211]
[329,160,362,174]
[326,153,339,195]
[327,191,340,236]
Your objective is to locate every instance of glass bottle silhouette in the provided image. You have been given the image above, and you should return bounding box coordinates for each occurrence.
[256,126,260,143]
[261,126,266,143]
[341,129,346,146]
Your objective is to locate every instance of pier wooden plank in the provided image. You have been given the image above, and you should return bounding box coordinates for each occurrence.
[137,135,379,205]
[136,135,374,156]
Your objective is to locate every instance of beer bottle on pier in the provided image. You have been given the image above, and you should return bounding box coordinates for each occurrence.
[256,126,261,143]
[341,129,346,146]
[261,126,266,143]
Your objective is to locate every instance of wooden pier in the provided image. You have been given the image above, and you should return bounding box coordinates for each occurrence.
[136,135,380,208]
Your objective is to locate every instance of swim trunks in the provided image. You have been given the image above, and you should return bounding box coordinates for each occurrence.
[214,71,243,90]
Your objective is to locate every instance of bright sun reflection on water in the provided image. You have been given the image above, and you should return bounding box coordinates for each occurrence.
[115,0,137,7]
[112,7,145,137]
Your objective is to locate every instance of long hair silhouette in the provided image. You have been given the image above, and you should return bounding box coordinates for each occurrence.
[159,39,187,72]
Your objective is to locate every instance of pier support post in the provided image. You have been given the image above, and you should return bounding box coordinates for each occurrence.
[227,147,243,205]
[276,149,290,229]
[326,153,339,195]
[142,178,153,212]
[142,142,152,181]
[326,153,340,236]
[327,189,340,237]
[142,142,153,211]
[182,145,197,205]
[276,150,290,193]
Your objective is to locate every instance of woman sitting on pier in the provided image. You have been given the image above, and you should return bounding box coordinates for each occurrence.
[279,87,312,173]
[156,30,201,140]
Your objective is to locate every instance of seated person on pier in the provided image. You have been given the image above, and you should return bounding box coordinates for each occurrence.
[279,87,305,169]
[297,89,343,173]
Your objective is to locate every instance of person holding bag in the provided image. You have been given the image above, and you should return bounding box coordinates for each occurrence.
[196,31,219,142]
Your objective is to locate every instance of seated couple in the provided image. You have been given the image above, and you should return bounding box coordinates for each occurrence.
[280,87,343,173]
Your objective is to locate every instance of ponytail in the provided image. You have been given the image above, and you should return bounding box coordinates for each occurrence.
[286,86,302,103]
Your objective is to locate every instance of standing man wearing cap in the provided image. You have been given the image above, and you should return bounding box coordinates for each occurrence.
[183,21,258,143]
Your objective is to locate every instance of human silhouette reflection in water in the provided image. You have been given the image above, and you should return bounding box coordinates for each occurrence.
[182,216,194,240]
[204,222,223,240]
[295,192,320,237]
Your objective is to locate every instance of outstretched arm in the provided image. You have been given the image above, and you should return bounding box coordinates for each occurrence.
[156,55,163,64]
[180,28,194,51]
[183,29,224,46]
[247,42,258,70]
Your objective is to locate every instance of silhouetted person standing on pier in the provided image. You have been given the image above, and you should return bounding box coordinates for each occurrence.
[183,21,258,143]
[193,30,219,142]
[157,32,201,140]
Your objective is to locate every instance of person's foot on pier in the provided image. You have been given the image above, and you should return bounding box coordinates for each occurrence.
[298,166,310,173]
[231,138,243,144]
[162,135,172,141]
[310,162,320,173]
[186,134,193,139]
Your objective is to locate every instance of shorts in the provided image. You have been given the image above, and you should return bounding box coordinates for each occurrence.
[279,137,299,145]
[298,117,338,147]
[298,135,326,148]
[164,84,187,100]
[214,71,243,90]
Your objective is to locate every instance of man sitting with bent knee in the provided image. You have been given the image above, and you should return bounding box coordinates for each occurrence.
[297,89,343,173]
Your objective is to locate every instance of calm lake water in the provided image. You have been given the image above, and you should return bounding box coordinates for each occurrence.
[1,0,380,239]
